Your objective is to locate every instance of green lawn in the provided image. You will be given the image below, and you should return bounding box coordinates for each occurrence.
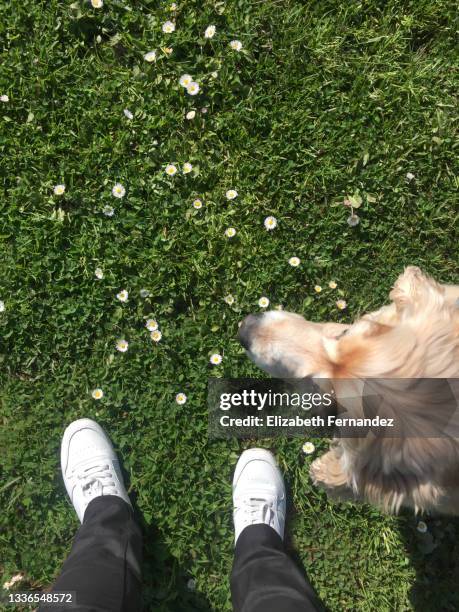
[1,0,458,610]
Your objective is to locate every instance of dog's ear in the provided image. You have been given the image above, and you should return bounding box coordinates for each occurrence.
[390,266,444,316]
[321,321,416,377]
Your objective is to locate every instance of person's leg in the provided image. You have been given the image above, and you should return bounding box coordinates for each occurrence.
[231,449,323,612]
[39,419,142,612]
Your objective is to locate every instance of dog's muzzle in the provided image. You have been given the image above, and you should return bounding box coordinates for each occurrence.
[238,314,263,350]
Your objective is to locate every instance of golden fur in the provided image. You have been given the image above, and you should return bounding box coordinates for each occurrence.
[239,267,459,514]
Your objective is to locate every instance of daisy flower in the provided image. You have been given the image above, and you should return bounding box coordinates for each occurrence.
[179,74,193,88]
[163,47,173,55]
[406,172,415,181]
[103,205,115,217]
[112,183,126,198]
[165,164,178,176]
[204,25,216,39]
[210,353,222,365]
[176,392,187,405]
[288,256,301,267]
[314,285,322,293]
[162,21,175,33]
[416,520,428,533]
[230,40,243,51]
[347,214,360,227]
[225,227,236,238]
[53,184,65,196]
[264,216,277,230]
[201,107,208,113]
[170,3,177,10]
[140,288,151,298]
[186,82,200,96]
[183,162,193,174]
[224,294,235,305]
[258,296,270,308]
[116,339,129,353]
[95,267,104,280]
[328,281,337,289]
[186,110,196,120]
[145,319,158,331]
[193,199,203,209]
[151,330,162,342]
[302,441,315,454]
[124,109,133,120]
[0,94,9,102]
[336,299,347,310]
[91,388,104,400]
[91,0,103,8]
[144,50,157,62]
[116,289,128,302]
[226,189,238,200]
[3,574,23,590]
[0,300,5,312]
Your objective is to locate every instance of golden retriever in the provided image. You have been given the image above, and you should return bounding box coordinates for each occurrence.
[238,266,459,514]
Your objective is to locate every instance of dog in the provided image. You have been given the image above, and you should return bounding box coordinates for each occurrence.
[238,266,459,514]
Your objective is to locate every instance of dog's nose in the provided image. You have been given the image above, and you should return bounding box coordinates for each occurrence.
[238,314,263,350]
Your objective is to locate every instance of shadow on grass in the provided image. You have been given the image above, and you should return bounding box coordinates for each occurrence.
[129,495,213,612]
[398,512,459,612]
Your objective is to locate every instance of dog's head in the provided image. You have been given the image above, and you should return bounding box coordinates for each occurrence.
[239,267,459,379]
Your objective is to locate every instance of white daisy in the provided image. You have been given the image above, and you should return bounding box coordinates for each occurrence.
[201,107,208,113]
[183,162,193,174]
[163,47,173,55]
[162,20,175,33]
[179,74,193,88]
[124,109,133,120]
[328,281,337,289]
[186,110,196,120]
[336,299,347,310]
[103,205,115,217]
[176,392,187,405]
[165,164,177,176]
[258,296,270,308]
[416,520,428,533]
[406,172,415,181]
[204,25,216,39]
[314,285,322,293]
[145,319,158,331]
[186,82,200,96]
[347,214,360,227]
[193,199,203,209]
[1,94,9,102]
[226,189,238,200]
[170,3,177,10]
[151,330,162,342]
[230,40,243,51]
[264,216,277,230]
[288,256,301,267]
[116,289,129,302]
[0,300,5,312]
[112,183,126,198]
[95,267,104,280]
[144,50,157,62]
[224,294,235,305]
[91,388,104,400]
[116,339,129,352]
[53,184,65,196]
[91,0,103,8]
[210,353,222,365]
[302,441,315,454]
[225,227,236,238]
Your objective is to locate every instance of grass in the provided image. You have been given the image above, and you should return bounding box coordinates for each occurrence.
[0,0,458,610]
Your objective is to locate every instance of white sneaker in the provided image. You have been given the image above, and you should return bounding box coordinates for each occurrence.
[61,418,132,523]
[233,448,286,544]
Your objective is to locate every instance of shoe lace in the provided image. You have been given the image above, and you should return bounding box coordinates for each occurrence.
[237,496,275,527]
[76,463,118,499]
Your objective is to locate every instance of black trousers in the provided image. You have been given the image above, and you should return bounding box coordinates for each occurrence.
[40,496,322,611]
